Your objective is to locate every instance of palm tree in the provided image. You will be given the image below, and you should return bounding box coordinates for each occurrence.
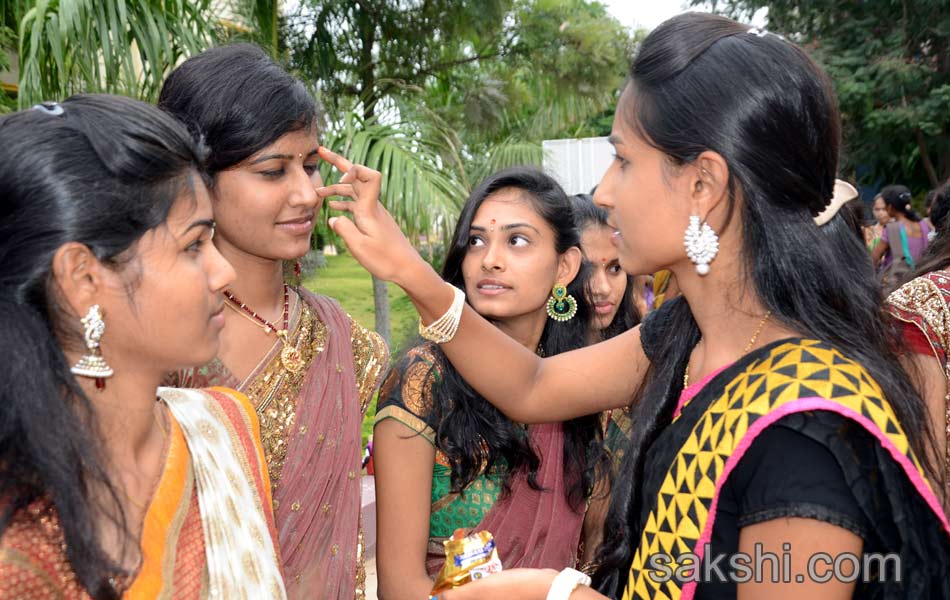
[7,0,224,106]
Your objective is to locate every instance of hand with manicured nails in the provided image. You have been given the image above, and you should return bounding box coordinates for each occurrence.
[316,146,434,289]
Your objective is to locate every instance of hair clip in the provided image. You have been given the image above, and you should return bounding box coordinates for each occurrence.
[814,180,858,226]
[746,27,786,42]
[32,102,64,116]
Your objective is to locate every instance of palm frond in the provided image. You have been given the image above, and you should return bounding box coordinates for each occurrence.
[16,0,217,106]
[320,110,467,245]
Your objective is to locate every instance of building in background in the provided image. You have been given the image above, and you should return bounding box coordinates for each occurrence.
[542,136,613,195]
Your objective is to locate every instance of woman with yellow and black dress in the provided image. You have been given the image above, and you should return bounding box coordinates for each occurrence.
[319,12,950,600]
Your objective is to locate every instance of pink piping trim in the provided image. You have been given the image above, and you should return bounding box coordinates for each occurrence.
[677,398,950,600]
[674,364,732,419]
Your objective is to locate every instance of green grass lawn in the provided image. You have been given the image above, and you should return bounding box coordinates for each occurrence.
[302,253,418,445]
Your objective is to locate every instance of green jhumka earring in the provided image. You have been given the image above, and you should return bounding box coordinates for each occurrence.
[546,283,577,322]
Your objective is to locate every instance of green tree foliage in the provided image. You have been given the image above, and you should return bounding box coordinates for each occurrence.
[701,0,950,191]
[287,0,633,341]
[3,0,222,106]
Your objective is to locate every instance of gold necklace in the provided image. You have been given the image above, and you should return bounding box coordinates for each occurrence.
[683,310,772,388]
[224,287,305,374]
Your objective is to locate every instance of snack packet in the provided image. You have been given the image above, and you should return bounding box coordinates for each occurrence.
[430,529,503,594]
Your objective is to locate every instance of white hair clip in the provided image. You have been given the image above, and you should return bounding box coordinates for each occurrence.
[814,180,859,226]
[747,27,770,37]
[32,102,64,116]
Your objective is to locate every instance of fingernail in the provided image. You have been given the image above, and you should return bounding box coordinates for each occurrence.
[328,217,337,227]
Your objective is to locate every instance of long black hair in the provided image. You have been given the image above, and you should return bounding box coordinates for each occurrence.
[880,184,922,222]
[397,167,601,510]
[0,95,207,598]
[592,13,939,595]
[571,193,641,340]
[158,43,318,176]
[914,179,950,275]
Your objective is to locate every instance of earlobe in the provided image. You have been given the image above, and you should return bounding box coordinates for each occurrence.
[51,242,102,318]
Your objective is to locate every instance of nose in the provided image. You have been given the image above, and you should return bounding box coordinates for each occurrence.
[593,164,616,210]
[207,243,237,293]
[481,239,505,272]
[589,265,611,299]
[288,164,320,209]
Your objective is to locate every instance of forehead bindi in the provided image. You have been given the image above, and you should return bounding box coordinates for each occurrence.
[471,191,546,232]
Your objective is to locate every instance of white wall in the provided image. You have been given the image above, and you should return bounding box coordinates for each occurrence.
[542,136,613,196]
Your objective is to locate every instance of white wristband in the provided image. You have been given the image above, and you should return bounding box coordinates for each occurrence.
[546,568,591,600]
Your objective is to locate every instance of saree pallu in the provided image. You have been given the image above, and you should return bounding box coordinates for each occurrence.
[0,388,282,599]
[621,339,950,600]
[422,424,585,575]
[274,291,381,600]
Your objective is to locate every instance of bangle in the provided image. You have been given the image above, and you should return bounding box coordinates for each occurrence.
[418,285,465,343]
[546,568,591,600]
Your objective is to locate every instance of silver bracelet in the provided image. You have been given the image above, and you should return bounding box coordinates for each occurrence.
[418,285,465,343]
[546,568,591,600]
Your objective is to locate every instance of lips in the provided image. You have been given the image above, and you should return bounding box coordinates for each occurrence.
[276,213,315,235]
[277,213,314,225]
[593,302,615,315]
[475,278,512,295]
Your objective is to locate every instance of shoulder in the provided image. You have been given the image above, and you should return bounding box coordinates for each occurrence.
[723,412,872,540]
[375,344,442,444]
[890,271,950,305]
[887,273,950,350]
[380,344,441,409]
[346,314,390,413]
[158,386,263,459]
[347,313,389,370]
[206,387,260,430]
[160,386,258,429]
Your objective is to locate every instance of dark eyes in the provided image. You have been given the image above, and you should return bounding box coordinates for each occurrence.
[260,164,318,179]
[612,153,630,170]
[467,234,530,247]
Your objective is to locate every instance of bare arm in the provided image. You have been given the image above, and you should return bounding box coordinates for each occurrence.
[437,568,607,600]
[736,518,861,600]
[373,418,438,600]
[871,238,889,265]
[901,352,948,497]
[317,147,647,423]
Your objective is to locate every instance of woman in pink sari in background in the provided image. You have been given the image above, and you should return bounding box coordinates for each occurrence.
[159,44,387,599]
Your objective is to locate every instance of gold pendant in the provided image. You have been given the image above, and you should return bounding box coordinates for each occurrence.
[280,344,304,374]
[276,330,303,374]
